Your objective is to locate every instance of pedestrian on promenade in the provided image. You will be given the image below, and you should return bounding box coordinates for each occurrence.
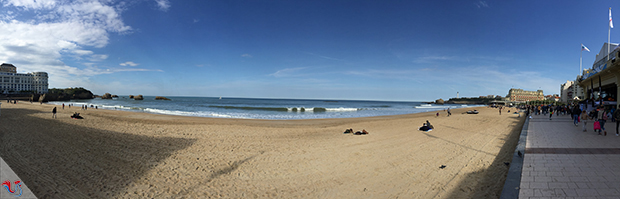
[549,110,553,120]
[614,105,620,136]
[596,106,609,136]
[581,110,589,132]
[612,106,617,122]
[52,107,57,119]
[572,106,581,126]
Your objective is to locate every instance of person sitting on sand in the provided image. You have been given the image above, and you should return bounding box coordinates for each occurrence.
[354,129,369,135]
[344,128,353,134]
[425,120,434,129]
[419,120,434,131]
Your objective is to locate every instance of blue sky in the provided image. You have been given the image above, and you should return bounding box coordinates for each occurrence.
[0,0,616,101]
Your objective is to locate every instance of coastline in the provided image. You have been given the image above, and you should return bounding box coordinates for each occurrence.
[0,102,524,198]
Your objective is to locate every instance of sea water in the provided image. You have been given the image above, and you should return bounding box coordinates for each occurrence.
[47,96,480,120]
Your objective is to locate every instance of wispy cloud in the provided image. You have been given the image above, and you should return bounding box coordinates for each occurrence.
[305,52,344,61]
[120,61,139,66]
[413,55,458,63]
[475,1,489,8]
[154,0,170,11]
[269,67,308,77]
[241,54,252,58]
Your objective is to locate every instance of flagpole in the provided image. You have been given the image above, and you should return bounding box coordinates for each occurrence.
[609,7,612,61]
[580,44,583,75]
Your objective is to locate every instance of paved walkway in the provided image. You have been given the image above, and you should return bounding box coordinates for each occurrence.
[519,113,620,199]
[0,157,36,199]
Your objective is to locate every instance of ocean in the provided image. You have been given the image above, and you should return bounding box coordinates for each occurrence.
[47,96,481,120]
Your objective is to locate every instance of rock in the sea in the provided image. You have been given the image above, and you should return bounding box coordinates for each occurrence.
[111,95,119,98]
[435,98,445,105]
[129,95,134,99]
[134,95,144,100]
[155,96,171,100]
[101,93,113,99]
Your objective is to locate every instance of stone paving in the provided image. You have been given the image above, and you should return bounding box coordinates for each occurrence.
[0,157,36,198]
[519,113,620,199]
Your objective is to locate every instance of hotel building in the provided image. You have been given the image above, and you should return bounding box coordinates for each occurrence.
[0,63,48,94]
[507,88,544,103]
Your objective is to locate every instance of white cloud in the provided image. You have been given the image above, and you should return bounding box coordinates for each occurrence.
[119,61,139,66]
[0,0,158,89]
[154,0,170,11]
[1,0,57,10]
[241,53,252,58]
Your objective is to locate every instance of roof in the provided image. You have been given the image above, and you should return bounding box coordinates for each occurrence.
[594,42,619,63]
[0,63,15,68]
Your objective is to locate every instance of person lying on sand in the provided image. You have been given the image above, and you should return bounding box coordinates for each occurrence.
[71,112,84,119]
[343,128,353,134]
[354,129,369,135]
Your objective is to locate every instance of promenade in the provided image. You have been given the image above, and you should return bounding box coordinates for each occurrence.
[0,157,36,198]
[519,113,620,199]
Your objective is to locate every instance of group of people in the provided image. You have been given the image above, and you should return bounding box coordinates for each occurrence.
[577,105,620,136]
[52,106,84,119]
[343,128,369,135]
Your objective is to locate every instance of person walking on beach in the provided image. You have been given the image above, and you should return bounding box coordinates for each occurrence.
[614,105,620,136]
[52,107,57,119]
[62,103,65,109]
[447,108,451,117]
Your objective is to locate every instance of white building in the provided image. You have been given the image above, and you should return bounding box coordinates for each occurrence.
[560,80,574,103]
[0,63,48,94]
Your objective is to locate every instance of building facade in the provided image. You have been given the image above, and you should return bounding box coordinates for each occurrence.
[577,42,619,110]
[507,88,544,103]
[0,63,48,94]
[560,80,574,103]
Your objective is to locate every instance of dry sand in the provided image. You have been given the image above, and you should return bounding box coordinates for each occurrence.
[0,102,524,198]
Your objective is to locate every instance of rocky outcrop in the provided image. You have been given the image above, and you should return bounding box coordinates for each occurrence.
[30,94,40,102]
[155,96,171,100]
[45,87,95,101]
[101,93,113,99]
[111,95,118,98]
[74,92,93,99]
[134,95,144,100]
[435,98,445,105]
[129,95,134,99]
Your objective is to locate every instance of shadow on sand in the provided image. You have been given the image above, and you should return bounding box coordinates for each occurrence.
[0,108,196,198]
[441,115,526,199]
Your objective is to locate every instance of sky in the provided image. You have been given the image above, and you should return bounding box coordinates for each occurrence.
[0,0,617,101]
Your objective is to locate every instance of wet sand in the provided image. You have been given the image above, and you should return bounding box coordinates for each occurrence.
[0,102,524,198]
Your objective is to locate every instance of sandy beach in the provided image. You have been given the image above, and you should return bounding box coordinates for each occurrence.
[0,102,524,198]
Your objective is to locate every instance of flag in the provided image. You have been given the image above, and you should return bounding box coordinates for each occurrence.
[611,7,614,28]
[582,44,590,52]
